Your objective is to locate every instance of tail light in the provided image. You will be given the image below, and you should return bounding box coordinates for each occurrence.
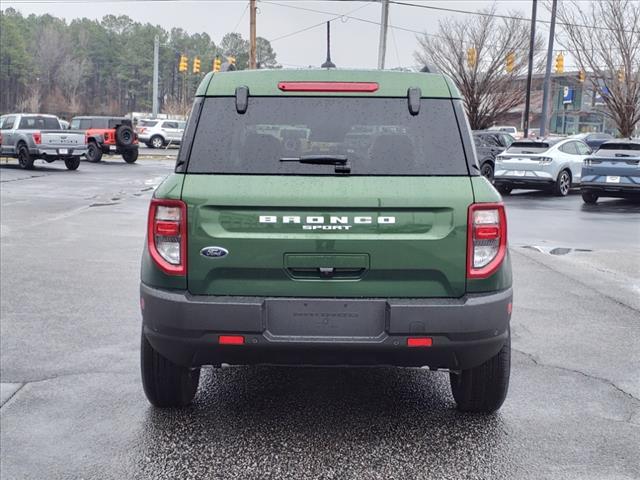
[138,127,146,134]
[147,198,187,275]
[539,157,553,164]
[104,131,113,144]
[32,132,42,144]
[467,203,507,279]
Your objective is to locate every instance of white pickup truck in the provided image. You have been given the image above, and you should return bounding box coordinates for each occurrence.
[0,114,88,170]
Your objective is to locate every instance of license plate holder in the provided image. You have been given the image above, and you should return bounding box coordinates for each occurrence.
[513,170,526,177]
[266,299,386,338]
[606,176,620,183]
[58,148,68,155]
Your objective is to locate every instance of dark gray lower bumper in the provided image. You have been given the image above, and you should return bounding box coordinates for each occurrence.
[141,284,512,369]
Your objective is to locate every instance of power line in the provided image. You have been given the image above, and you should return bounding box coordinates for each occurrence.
[389,0,637,35]
[269,1,372,43]
[231,1,249,33]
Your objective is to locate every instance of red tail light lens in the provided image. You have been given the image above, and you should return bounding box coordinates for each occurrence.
[277,81,379,92]
[467,203,507,279]
[147,198,187,275]
[32,132,42,144]
[219,335,245,345]
[407,337,433,347]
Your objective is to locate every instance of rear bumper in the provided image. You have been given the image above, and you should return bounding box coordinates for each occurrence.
[494,176,555,189]
[141,283,512,370]
[32,147,88,157]
[581,181,640,196]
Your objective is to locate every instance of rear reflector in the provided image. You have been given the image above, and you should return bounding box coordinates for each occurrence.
[278,81,379,92]
[407,337,433,347]
[219,335,245,345]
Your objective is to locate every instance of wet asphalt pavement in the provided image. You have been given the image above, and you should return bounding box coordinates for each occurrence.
[1,159,639,479]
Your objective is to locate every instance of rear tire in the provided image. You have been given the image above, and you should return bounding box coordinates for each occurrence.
[554,169,571,196]
[122,149,138,163]
[581,191,598,204]
[17,144,35,170]
[141,330,200,408]
[480,161,494,181]
[496,185,512,195]
[86,142,103,162]
[449,331,510,413]
[150,135,164,149]
[64,157,80,170]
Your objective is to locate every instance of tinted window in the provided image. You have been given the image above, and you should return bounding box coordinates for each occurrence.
[501,134,514,146]
[575,142,591,155]
[187,97,467,175]
[163,121,179,129]
[506,141,552,154]
[70,119,93,130]
[596,142,640,154]
[139,120,159,127]
[18,116,60,130]
[1,116,16,130]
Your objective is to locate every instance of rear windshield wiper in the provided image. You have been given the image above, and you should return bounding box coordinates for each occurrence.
[280,155,350,173]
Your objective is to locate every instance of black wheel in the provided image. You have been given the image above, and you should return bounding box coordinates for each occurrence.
[480,161,494,181]
[86,141,103,162]
[141,330,200,408]
[554,169,571,196]
[450,331,510,413]
[496,185,512,195]
[17,144,35,170]
[150,135,164,149]
[64,157,80,170]
[116,125,135,147]
[122,149,138,163]
[581,191,598,204]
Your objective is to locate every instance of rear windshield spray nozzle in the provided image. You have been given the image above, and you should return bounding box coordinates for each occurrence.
[235,86,249,114]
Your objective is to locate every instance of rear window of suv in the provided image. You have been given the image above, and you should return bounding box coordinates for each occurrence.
[186,97,468,175]
[506,141,555,154]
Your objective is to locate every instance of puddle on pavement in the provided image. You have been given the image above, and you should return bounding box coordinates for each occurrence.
[522,246,593,256]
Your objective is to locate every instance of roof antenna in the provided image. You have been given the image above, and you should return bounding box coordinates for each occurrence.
[321,21,336,68]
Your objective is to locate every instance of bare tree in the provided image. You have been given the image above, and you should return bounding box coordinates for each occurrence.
[555,0,640,137]
[414,6,543,130]
[16,83,42,112]
[163,95,191,118]
[58,57,87,114]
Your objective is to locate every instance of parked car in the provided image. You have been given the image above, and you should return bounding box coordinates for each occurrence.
[0,113,87,170]
[473,130,515,180]
[140,69,513,413]
[494,137,592,196]
[570,132,614,150]
[489,125,521,138]
[580,139,640,204]
[70,116,138,163]
[137,119,186,148]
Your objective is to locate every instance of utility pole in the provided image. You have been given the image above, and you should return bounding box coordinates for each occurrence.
[377,0,389,69]
[152,35,159,117]
[249,0,257,69]
[539,0,557,138]
[523,0,537,139]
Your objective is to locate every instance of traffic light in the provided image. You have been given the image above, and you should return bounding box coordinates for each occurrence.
[178,55,188,73]
[467,47,477,68]
[617,69,625,82]
[213,56,221,72]
[193,56,201,74]
[505,52,515,73]
[555,53,564,74]
[578,70,586,82]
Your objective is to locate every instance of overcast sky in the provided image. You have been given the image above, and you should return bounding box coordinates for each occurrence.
[2,0,578,69]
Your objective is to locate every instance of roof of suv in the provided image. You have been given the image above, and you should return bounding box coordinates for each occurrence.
[196,69,461,98]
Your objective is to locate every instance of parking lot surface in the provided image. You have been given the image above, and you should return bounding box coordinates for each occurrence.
[1,159,639,479]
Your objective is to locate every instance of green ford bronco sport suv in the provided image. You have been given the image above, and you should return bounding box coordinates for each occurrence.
[140,69,513,413]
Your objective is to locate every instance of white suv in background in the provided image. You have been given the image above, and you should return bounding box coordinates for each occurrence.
[493,138,592,196]
[137,119,186,148]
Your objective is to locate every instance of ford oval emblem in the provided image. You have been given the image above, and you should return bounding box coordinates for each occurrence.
[200,246,229,258]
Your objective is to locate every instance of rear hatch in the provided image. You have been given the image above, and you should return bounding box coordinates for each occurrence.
[497,141,555,172]
[182,95,473,298]
[583,143,640,184]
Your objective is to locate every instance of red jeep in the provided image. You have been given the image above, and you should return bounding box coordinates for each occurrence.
[69,116,139,163]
